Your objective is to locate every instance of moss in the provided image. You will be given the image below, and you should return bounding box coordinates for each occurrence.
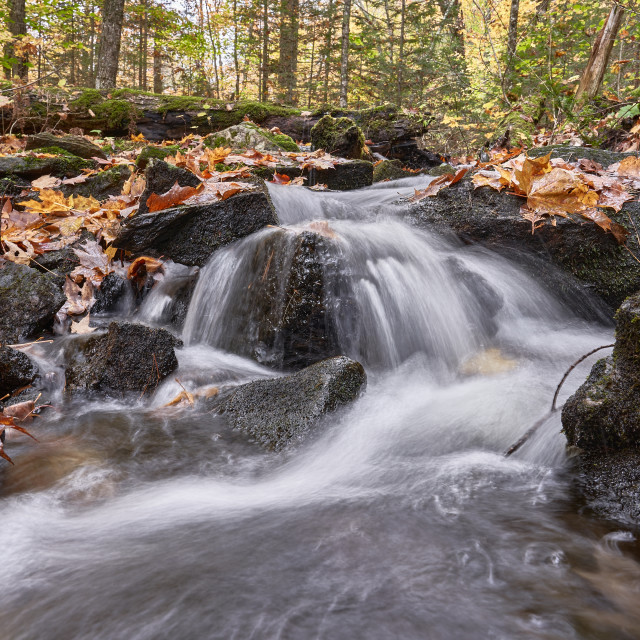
[136,145,179,169]
[111,88,157,99]
[35,146,80,158]
[159,95,207,114]
[70,88,104,112]
[310,115,365,159]
[373,159,412,182]
[269,132,299,152]
[204,135,230,149]
[93,99,141,129]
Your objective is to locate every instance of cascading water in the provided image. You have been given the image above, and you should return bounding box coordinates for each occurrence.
[2,177,640,640]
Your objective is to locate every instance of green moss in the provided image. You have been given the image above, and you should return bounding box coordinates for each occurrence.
[373,159,412,182]
[70,88,104,112]
[93,99,141,129]
[35,146,80,158]
[270,132,299,152]
[136,145,180,169]
[112,88,157,99]
[310,115,365,159]
[204,135,230,149]
[159,95,207,114]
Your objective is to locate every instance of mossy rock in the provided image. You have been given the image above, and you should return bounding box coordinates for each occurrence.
[61,165,131,201]
[0,154,92,179]
[208,122,299,153]
[136,145,180,170]
[310,115,365,159]
[70,88,104,112]
[373,159,413,182]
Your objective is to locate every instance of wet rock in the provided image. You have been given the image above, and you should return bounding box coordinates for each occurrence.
[386,141,442,169]
[65,322,180,396]
[562,293,640,451]
[32,230,96,286]
[113,182,279,267]
[212,356,366,451]
[135,145,179,170]
[213,228,343,370]
[0,347,38,397]
[311,115,366,160]
[25,132,107,160]
[0,154,92,179]
[207,122,299,153]
[0,262,66,344]
[92,273,133,315]
[408,145,640,310]
[373,159,412,182]
[61,165,131,200]
[136,159,201,216]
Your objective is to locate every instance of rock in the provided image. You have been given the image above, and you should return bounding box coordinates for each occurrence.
[113,182,279,267]
[61,165,131,200]
[255,159,373,191]
[373,159,413,182]
[212,356,366,451]
[0,154,91,179]
[92,273,133,315]
[562,293,640,452]
[65,322,180,396]
[25,132,107,160]
[0,347,38,398]
[206,122,299,152]
[386,141,442,169]
[311,115,366,160]
[213,228,343,370]
[32,230,95,286]
[135,145,179,170]
[136,159,201,216]
[0,262,66,344]
[408,146,640,310]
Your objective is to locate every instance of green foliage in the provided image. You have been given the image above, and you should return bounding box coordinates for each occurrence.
[93,99,141,130]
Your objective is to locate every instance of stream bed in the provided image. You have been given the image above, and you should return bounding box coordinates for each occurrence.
[1,178,640,640]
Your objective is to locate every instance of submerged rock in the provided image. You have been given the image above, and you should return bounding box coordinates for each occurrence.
[65,322,180,396]
[408,146,640,310]
[212,356,366,451]
[0,262,66,344]
[0,347,38,398]
[311,115,366,160]
[91,273,133,315]
[255,159,373,190]
[114,181,279,267]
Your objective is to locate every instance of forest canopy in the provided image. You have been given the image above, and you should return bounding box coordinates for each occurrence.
[1,0,639,150]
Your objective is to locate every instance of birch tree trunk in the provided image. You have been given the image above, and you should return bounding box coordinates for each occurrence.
[339,0,352,108]
[95,0,126,90]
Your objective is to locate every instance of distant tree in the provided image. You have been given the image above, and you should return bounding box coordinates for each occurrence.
[339,0,351,107]
[95,0,126,89]
[5,0,28,80]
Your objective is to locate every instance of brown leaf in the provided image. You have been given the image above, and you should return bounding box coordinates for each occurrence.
[146,181,202,213]
[514,152,552,194]
[408,169,467,201]
[271,172,291,185]
[3,399,36,422]
[598,186,635,212]
[613,156,640,179]
[31,174,62,190]
[70,315,96,334]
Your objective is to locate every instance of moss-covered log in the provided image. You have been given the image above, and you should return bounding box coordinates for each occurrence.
[0,87,428,146]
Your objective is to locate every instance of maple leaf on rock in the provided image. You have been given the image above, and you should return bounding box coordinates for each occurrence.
[71,239,113,285]
[146,181,203,213]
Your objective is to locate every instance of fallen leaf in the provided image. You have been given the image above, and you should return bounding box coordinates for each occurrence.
[31,174,62,190]
[146,181,202,213]
[70,315,95,334]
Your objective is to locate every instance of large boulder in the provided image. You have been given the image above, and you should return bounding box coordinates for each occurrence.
[212,356,366,450]
[25,132,107,160]
[113,176,280,267]
[311,115,366,160]
[373,159,413,182]
[205,228,343,370]
[408,146,640,310]
[0,154,91,179]
[136,159,201,216]
[61,165,131,200]
[65,322,179,396]
[0,347,38,398]
[0,261,66,344]
[206,122,299,152]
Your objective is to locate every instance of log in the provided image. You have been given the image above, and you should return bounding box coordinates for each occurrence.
[25,132,108,159]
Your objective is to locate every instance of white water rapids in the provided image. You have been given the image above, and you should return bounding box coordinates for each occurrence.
[2,177,640,640]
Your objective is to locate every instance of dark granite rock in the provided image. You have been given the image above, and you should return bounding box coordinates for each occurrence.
[113,185,279,267]
[0,347,38,397]
[65,322,180,396]
[61,165,131,200]
[136,159,201,216]
[212,356,366,450]
[92,273,133,315]
[254,160,373,191]
[0,262,66,344]
[0,154,91,179]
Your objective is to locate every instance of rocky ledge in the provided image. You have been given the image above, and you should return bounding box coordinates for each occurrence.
[562,291,640,523]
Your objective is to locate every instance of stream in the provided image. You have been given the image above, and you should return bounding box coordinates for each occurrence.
[2,177,640,640]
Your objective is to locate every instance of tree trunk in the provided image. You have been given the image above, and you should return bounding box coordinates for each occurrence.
[153,33,163,93]
[397,0,406,105]
[5,0,28,80]
[95,0,126,90]
[278,0,299,103]
[505,0,520,90]
[322,0,334,104]
[261,0,270,100]
[233,0,240,98]
[339,0,352,108]
[575,3,625,104]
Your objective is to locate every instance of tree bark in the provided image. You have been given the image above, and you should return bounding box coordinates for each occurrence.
[153,33,162,93]
[575,3,625,104]
[95,0,126,90]
[322,0,334,104]
[261,0,270,100]
[5,0,28,80]
[505,0,520,89]
[278,0,299,103]
[339,0,352,108]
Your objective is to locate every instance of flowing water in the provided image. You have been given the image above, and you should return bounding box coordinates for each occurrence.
[2,178,640,640]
